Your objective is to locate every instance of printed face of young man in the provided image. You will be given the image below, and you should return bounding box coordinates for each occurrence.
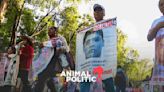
[83,31,104,59]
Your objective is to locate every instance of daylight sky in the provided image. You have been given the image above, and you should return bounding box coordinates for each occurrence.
[79,0,161,61]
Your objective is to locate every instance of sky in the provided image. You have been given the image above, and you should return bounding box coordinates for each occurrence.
[79,0,161,61]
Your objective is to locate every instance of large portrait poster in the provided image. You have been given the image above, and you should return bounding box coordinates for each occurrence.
[32,47,54,78]
[76,18,117,80]
[4,55,19,86]
[151,30,164,85]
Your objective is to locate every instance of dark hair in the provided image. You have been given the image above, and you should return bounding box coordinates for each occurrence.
[83,29,104,45]
[26,38,34,47]
[9,46,16,54]
[48,26,58,32]
[93,4,104,11]
[21,36,34,47]
[117,65,122,69]
[94,7,104,11]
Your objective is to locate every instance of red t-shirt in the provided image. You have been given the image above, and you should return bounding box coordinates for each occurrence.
[19,45,34,71]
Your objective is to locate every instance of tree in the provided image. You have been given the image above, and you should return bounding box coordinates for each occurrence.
[0,0,25,52]
[117,28,153,87]
[0,0,8,23]
[0,0,93,52]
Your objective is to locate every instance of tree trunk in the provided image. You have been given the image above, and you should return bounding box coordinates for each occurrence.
[0,0,8,23]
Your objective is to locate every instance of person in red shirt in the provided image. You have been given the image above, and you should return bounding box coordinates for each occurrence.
[18,36,34,92]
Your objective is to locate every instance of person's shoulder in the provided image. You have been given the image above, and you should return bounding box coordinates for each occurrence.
[26,45,34,50]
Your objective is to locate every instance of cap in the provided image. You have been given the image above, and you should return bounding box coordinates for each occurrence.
[93,4,104,11]
[48,26,58,32]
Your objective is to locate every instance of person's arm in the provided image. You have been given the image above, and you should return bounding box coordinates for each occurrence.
[147,21,164,41]
[42,40,53,47]
[59,35,69,52]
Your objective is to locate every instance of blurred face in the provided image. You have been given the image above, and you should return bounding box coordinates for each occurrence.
[159,0,164,14]
[48,29,58,38]
[94,7,105,22]
[7,47,13,54]
[83,31,104,59]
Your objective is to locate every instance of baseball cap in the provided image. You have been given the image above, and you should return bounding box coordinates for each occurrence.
[48,26,58,32]
[93,4,104,11]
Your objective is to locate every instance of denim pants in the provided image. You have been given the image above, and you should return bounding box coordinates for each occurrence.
[80,77,115,92]
[18,70,32,92]
[116,86,126,92]
[34,60,57,92]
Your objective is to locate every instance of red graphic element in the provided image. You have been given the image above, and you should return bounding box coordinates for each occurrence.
[93,66,104,82]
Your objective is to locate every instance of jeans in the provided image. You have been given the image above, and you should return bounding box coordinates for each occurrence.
[34,60,57,92]
[116,86,126,92]
[18,70,32,92]
[80,77,115,92]
[102,77,115,92]
[80,81,91,92]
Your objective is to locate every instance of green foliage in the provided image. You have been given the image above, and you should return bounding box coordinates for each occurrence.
[0,0,153,87]
[0,0,20,52]
[20,8,36,35]
[59,7,94,54]
[117,28,128,66]
[117,28,152,86]
[125,59,152,87]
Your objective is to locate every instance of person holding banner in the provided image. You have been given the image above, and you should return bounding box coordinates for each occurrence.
[34,26,71,92]
[18,36,34,92]
[147,0,164,90]
[3,46,17,92]
[80,4,116,92]
[94,4,115,92]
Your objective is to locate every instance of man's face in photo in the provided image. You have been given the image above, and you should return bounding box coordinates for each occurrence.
[83,31,104,59]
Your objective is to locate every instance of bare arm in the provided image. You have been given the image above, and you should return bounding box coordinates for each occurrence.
[147,22,164,41]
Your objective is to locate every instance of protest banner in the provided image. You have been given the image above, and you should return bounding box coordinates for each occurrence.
[0,53,7,86]
[76,18,117,80]
[32,47,54,78]
[4,55,19,86]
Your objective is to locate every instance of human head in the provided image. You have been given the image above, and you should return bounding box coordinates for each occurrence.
[48,26,58,38]
[159,0,164,15]
[93,4,105,22]
[83,29,104,59]
[21,36,34,47]
[7,46,16,54]
[117,65,122,69]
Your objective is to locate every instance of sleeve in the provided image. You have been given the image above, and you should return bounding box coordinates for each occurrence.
[60,35,70,52]
[148,20,157,36]
[151,20,157,29]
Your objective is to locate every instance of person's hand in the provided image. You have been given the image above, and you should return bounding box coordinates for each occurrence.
[155,21,164,31]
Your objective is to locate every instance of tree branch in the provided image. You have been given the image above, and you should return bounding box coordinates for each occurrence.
[31,0,63,37]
